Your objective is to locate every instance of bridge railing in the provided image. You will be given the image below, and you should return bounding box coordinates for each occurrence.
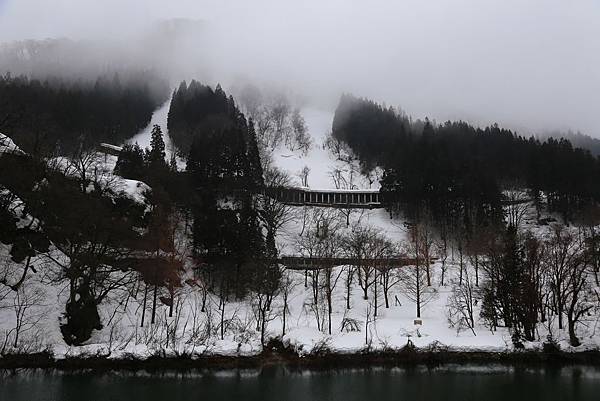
[266,186,383,208]
[278,256,423,270]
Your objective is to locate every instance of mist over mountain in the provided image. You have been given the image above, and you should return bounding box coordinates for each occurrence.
[0,0,598,137]
[0,19,208,83]
[3,1,600,377]
[539,130,600,157]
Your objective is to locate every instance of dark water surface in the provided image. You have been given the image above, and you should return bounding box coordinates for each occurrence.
[1,365,599,401]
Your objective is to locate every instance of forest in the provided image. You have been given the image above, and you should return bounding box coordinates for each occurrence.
[1,78,600,359]
[0,72,169,154]
[333,94,600,225]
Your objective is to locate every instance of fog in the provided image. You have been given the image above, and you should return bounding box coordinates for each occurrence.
[1,0,599,136]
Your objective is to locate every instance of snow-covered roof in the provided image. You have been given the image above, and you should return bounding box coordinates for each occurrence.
[295,186,380,193]
[99,143,123,152]
[0,133,25,155]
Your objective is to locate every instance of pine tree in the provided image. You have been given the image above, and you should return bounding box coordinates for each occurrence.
[114,143,145,180]
[169,152,178,172]
[246,118,264,188]
[147,125,167,170]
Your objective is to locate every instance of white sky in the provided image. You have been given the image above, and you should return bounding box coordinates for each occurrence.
[1,0,599,136]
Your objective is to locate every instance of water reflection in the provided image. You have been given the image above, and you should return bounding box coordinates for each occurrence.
[1,364,599,401]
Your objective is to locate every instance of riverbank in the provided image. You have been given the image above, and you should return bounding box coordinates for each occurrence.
[3,344,600,371]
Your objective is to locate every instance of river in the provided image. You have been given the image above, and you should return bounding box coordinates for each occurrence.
[2,365,599,400]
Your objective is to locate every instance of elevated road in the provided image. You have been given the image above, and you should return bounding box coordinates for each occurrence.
[268,187,383,209]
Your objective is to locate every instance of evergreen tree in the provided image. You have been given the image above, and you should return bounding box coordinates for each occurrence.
[333,94,600,228]
[247,118,264,188]
[169,152,178,172]
[0,72,169,154]
[147,125,167,170]
[114,143,145,180]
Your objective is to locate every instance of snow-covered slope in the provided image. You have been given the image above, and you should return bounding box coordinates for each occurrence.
[127,99,173,155]
[272,108,337,189]
[3,100,597,361]
[271,107,380,190]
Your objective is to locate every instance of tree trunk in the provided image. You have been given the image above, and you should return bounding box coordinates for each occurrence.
[220,297,225,340]
[416,266,421,318]
[151,282,158,324]
[374,269,378,317]
[261,308,266,346]
[567,315,580,347]
[168,287,174,318]
[282,296,288,336]
[326,270,333,335]
[474,255,479,287]
[557,301,564,330]
[141,282,148,327]
[440,261,446,286]
[361,268,368,300]
[327,291,332,335]
[459,252,464,286]
[346,268,353,310]
[201,288,207,312]
[384,276,390,309]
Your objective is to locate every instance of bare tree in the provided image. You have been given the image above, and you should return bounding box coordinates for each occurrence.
[400,236,438,318]
[1,278,46,353]
[252,269,280,346]
[165,210,188,318]
[544,225,593,346]
[323,133,357,165]
[255,108,276,149]
[342,263,356,310]
[298,166,310,187]
[364,301,376,346]
[578,205,600,286]
[338,207,355,228]
[41,175,143,345]
[406,212,435,287]
[400,262,437,318]
[288,108,312,155]
[504,189,531,230]
[215,279,230,341]
[269,95,292,149]
[447,269,477,336]
[298,205,310,238]
[465,224,494,287]
[343,225,381,300]
[280,269,298,337]
[380,261,402,309]
[545,226,582,331]
[455,229,467,286]
[331,166,362,227]
[258,165,297,239]
[295,208,342,333]
[53,144,118,195]
[320,236,344,335]
[435,237,449,287]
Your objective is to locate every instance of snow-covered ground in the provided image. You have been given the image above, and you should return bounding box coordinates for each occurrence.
[2,103,599,361]
[271,107,380,190]
[4,252,597,360]
[268,106,403,255]
[272,108,337,189]
[127,100,174,156]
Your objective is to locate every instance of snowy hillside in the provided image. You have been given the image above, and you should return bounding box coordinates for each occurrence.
[2,97,599,362]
